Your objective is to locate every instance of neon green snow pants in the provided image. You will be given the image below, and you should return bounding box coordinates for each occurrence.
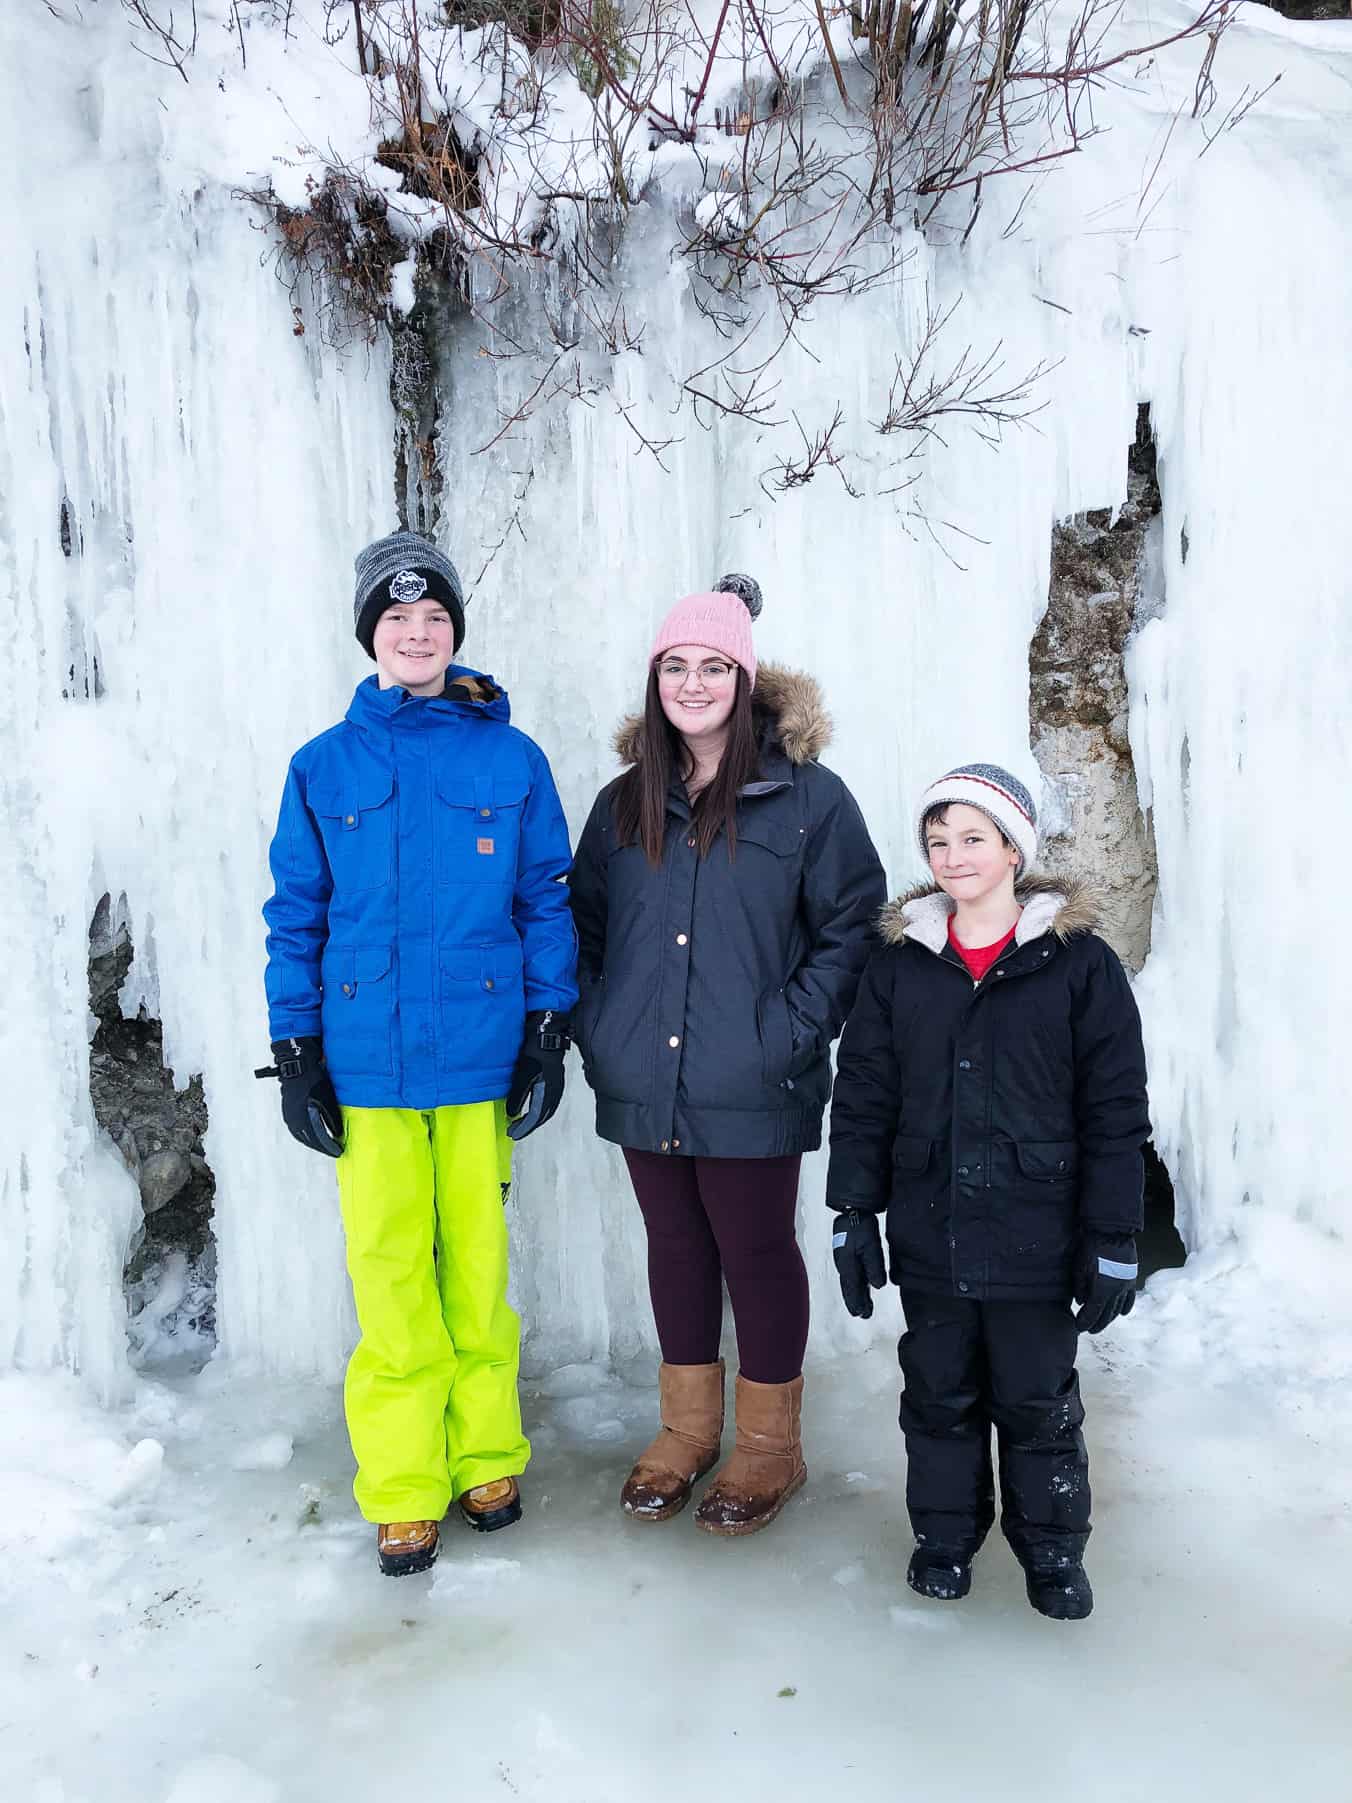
[335,1100,530,1524]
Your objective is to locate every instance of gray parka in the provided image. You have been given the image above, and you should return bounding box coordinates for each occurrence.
[568,666,886,1158]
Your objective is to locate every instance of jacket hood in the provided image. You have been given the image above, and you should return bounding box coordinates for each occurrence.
[347,666,510,728]
[612,662,831,768]
[877,873,1102,955]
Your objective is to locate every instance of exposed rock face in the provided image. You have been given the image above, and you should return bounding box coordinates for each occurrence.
[391,258,466,534]
[1030,406,1161,973]
[1260,0,1348,16]
[88,895,216,1351]
[1029,408,1185,1275]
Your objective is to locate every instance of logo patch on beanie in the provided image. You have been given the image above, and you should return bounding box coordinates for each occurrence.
[389,568,428,603]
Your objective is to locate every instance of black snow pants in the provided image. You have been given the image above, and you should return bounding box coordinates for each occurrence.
[898,1291,1089,1567]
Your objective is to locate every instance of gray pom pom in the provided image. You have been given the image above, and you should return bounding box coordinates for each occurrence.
[714,572,763,620]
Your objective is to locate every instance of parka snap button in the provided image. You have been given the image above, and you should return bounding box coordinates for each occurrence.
[958,1165,969,1176]
[686,837,696,849]
[344,814,355,826]
[660,1140,670,1151]
[958,1281,970,1294]
[676,933,688,945]
[485,979,495,990]
[958,1059,971,1071]
[480,808,492,818]
[669,1035,680,1048]
[673,1139,681,1148]
[342,983,352,995]
[994,967,1005,977]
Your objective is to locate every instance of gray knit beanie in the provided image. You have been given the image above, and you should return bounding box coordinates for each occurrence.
[353,531,466,658]
[915,762,1038,874]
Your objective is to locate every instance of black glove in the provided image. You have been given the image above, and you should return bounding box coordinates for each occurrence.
[254,1036,344,1158]
[832,1209,888,1318]
[506,1010,570,1142]
[1074,1232,1139,1335]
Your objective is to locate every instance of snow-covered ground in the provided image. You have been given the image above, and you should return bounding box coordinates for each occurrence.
[6,1247,1351,1803]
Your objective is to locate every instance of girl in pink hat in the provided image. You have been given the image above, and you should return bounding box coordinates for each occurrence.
[569,577,885,1536]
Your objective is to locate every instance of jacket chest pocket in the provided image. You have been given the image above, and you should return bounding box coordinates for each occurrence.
[435,770,528,887]
[310,772,395,892]
[736,814,805,870]
[734,812,806,961]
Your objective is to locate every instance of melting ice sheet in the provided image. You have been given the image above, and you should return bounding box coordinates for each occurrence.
[3,1332,1351,1801]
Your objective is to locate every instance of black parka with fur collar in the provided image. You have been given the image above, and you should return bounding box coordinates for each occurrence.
[568,665,886,1159]
[826,876,1150,1301]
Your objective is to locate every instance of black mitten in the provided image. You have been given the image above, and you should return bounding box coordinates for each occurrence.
[255,1037,344,1158]
[506,1011,570,1142]
[1073,1232,1139,1335]
[831,1209,888,1318]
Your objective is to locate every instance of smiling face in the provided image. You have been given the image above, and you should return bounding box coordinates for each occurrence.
[372,597,457,697]
[654,643,739,746]
[924,802,1020,906]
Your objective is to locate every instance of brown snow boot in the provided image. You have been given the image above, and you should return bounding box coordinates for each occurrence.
[694,1374,806,1537]
[376,1519,439,1577]
[457,1476,522,1533]
[620,1360,725,1521]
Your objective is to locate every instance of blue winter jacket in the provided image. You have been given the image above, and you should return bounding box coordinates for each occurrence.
[263,669,578,1109]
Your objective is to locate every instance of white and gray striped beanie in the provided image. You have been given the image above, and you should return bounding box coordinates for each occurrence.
[915,763,1038,873]
[353,531,465,657]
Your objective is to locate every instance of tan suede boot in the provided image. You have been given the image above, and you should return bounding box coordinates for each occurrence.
[376,1520,439,1577]
[694,1374,806,1537]
[457,1476,522,1533]
[620,1360,725,1521]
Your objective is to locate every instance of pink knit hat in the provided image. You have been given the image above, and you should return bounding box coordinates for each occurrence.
[650,584,759,688]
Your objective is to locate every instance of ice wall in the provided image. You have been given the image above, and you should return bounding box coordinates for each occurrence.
[1128,74,1352,1250]
[3,4,1349,1394]
[439,237,1094,1370]
[0,12,392,1396]
[446,16,1352,1359]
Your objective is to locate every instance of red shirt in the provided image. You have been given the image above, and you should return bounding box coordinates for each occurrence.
[948,914,1019,983]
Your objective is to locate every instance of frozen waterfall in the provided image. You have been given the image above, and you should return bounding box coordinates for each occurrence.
[3,1,1350,1398]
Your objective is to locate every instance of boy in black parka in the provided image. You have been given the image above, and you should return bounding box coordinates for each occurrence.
[826,764,1149,1619]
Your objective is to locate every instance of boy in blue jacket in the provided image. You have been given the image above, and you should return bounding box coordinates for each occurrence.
[259,531,578,1576]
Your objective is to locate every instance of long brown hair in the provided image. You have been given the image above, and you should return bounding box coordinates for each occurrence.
[614,667,761,866]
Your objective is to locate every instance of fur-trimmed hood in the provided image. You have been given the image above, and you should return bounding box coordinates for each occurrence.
[612,662,831,768]
[878,872,1102,955]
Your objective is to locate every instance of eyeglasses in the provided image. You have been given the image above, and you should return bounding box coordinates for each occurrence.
[656,659,736,685]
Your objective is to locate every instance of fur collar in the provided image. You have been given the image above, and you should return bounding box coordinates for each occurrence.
[877,873,1102,955]
[445,674,500,705]
[612,662,831,768]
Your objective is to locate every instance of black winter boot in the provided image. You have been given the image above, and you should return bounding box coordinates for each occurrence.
[907,1544,973,1601]
[1023,1554,1093,1620]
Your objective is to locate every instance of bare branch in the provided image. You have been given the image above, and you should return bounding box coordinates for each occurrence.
[761,408,862,499]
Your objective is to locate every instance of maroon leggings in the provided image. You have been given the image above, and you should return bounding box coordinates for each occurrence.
[622,1150,809,1385]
